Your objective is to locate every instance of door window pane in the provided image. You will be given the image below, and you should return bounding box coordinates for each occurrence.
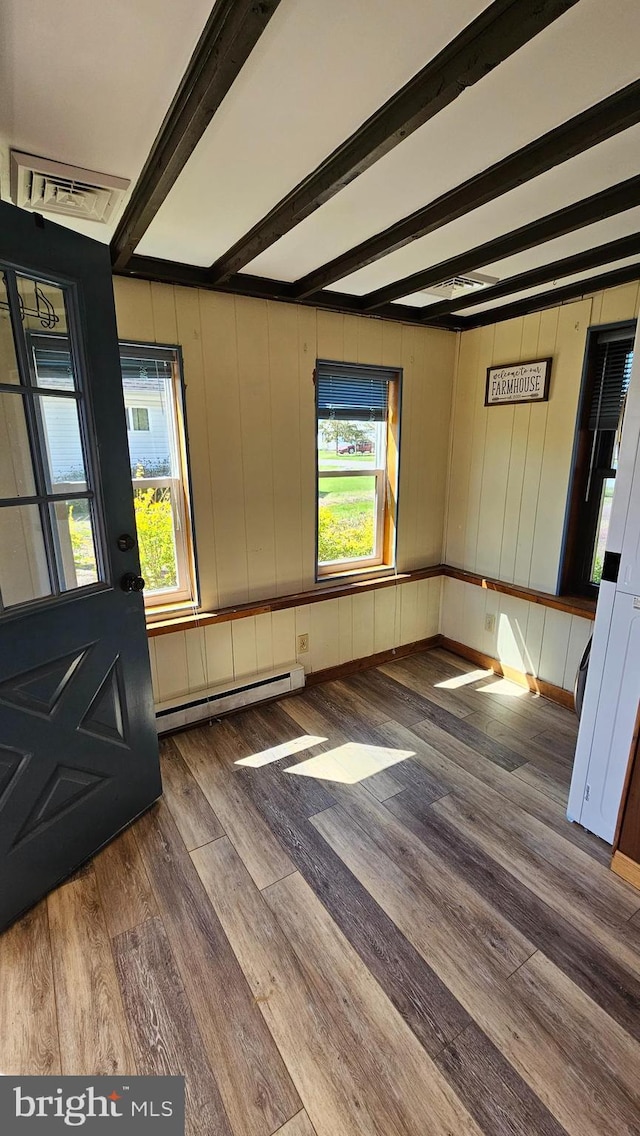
[0,392,36,498]
[318,473,377,564]
[0,275,20,386]
[17,277,75,391]
[51,499,99,590]
[0,505,51,607]
[38,395,88,490]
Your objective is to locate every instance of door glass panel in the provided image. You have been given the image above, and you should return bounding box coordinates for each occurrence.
[0,275,20,386]
[0,392,36,498]
[17,276,75,391]
[51,499,99,590]
[38,395,88,490]
[0,504,51,607]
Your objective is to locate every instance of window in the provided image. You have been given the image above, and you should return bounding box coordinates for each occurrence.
[120,344,197,609]
[316,360,400,577]
[562,323,635,596]
[128,406,150,431]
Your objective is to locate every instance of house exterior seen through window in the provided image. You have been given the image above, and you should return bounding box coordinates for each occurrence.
[316,360,401,577]
[120,344,197,609]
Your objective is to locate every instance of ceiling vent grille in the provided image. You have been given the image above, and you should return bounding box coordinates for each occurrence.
[10,152,130,224]
[423,271,499,301]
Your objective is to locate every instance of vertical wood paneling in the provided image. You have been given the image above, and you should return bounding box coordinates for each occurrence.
[351,590,375,660]
[298,306,318,590]
[442,283,640,690]
[232,616,259,678]
[155,630,189,702]
[236,299,277,600]
[464,324,495,570]
[529,301,591,592]
[268,302,304,595]
[205,622,236,687]
[199,292,249,606]
[475,319,520,577]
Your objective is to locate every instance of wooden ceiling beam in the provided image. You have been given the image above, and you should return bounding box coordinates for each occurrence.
[418,232,640,323]
[294,80,640,299]
[208,0,579,284]
[363,174,640,310]
[110,0,283,272]
[457,261,640,328]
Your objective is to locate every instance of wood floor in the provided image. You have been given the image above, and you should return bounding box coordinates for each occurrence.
[2,646,640,1136]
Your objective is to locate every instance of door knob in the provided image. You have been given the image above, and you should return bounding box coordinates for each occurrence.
[120,572,145,593]
[117,533,136,551]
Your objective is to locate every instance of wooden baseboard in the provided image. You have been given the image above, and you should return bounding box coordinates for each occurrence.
[306,635,442,687]
[440,637,575,712]
[611,850,640,891]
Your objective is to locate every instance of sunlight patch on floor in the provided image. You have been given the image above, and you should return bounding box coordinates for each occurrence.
[235,734,327,768]
[435,668,493,689]
[285,741,414,784]
[476,678,528,698]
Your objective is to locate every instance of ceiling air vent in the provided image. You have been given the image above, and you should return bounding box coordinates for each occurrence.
[423,271,499,301]
[10,152,130,224]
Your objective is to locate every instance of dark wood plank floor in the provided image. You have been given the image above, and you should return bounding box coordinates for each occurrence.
[2,647,640,1136]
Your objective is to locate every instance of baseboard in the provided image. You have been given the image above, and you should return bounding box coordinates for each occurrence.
[611,850,640,891]
[440,637,575,712]
[306,635,442,687]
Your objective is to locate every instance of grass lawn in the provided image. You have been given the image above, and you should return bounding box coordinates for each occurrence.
[318,448,375,468]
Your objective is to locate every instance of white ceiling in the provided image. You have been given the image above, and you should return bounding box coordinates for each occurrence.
[243,0,640,286]
[457,252,640,316]
[135,0,491,266]
[3,0,640,322]
[0,0,215,240]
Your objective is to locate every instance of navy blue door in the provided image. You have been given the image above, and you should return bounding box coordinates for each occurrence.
[0,202,160,930]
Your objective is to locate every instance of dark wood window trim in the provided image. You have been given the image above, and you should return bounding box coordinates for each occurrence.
[561,320,636,598]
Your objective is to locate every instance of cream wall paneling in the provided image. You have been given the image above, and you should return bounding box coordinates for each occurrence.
[444,283,640,596]
[147,577,442,706]
[113,278,456,615]
[440,577,591,693]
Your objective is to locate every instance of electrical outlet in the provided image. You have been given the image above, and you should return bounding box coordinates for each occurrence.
[484,613,496,634]
[297,633,309,654]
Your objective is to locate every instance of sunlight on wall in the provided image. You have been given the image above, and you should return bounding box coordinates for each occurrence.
[496,612,535,675]
[235,734,327,768]
[285,741,414,784]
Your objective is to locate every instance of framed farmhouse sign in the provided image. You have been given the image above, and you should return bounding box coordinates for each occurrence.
[485,357,552,406]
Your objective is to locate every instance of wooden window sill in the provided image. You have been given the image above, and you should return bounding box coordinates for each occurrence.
[146,564,596,638]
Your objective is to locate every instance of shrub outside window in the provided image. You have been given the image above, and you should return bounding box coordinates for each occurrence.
[316,360,400,577]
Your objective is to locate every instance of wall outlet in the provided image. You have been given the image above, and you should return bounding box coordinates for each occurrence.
[297,633,309,654]
[484,613,496,634]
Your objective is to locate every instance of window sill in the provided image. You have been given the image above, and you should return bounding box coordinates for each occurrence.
[146,565,442,637]
[316,563,395,584]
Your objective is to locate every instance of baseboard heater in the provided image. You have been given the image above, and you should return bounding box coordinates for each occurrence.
[155,662,305,735]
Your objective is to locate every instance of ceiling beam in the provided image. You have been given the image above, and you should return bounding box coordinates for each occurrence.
[110,0,283,272]
[457,262,640,328]
[294,80,640,299]
[208,0,579,284]
[363,174,640,310]
[418,232,640,322]
[117,255,462,329]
